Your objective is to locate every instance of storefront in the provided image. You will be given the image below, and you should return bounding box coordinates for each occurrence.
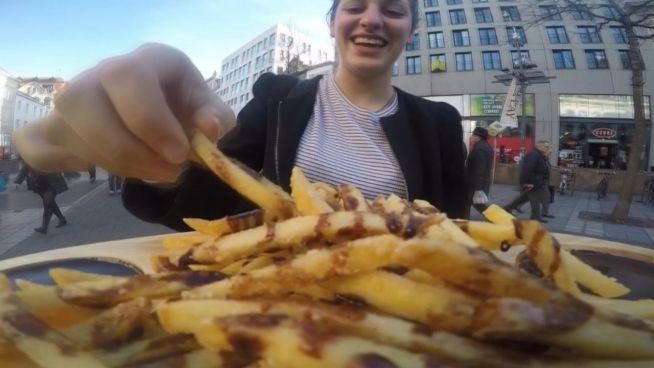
[467,93,536,165]
[558,95,651,170]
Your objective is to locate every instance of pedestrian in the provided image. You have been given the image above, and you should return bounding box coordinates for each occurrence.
[13,0,467,231]
[108,174,122,195]
[465,127,493,217]
[14,163,68,234]
[88,166,96,183]
[505,141,553,222]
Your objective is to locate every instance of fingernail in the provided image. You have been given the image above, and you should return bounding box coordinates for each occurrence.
[161,141,188,164]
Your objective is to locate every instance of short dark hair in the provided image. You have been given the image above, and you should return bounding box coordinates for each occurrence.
[327,0,420,32]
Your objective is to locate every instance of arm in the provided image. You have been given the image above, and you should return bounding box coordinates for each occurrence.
[14,165,29,185]
[438,104,467,218]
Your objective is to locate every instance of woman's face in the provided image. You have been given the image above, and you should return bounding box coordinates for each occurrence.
[331,0,413,78]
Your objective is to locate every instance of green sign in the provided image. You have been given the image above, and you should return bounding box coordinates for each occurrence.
[470,94,535,117]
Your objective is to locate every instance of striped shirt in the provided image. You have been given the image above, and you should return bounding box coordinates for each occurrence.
[294,75,408,200]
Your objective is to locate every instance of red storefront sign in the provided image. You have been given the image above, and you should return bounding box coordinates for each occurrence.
[592,128,617,139]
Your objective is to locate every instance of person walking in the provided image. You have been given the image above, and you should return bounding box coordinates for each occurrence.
[108,174,122,195]
[505,141,553,222]
[14,163,68,234]
[465,127,493,217]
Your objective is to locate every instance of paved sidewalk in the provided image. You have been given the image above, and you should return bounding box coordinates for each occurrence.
[471,184,654,249]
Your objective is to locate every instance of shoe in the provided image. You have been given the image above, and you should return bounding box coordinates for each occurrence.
[542,214,555,219]
[34,227,47,234]
[56,219,68,228]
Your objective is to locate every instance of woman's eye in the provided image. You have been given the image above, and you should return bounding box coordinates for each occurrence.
[343,6,364,13]
[384,8,407,17]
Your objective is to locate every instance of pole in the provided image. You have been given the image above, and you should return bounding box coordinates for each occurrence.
[519,81,527,158]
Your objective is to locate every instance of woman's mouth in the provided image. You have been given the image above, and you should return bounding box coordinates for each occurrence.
[351,36,388,48]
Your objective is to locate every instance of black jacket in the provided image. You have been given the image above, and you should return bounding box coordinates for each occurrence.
[520,150,550,188]
[123,74,466,230]
[465,139,493,193]
[15,164,68,195]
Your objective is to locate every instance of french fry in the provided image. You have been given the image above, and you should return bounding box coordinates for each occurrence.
[482,204,516,225]
[453,220,517,251]
[580,293,654,320]
[192,133,297,220]
[183,235,402,299]
[561,251,630,298]
[132,348,247,368]
[290,167,334,215]
[312,182,341,210]
[0,274,12,295]
[194,314,452,368]
[49,268,124,285]
[183,209,265,236]
[337,184,370,211]
[14,279,49,291]
[0,294,107,368]
[96,333,199,367]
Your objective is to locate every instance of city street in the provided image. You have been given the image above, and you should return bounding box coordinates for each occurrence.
[1,167,653,263]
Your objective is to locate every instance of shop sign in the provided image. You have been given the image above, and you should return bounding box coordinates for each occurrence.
[592,128,617,139]
[470,94,535,117]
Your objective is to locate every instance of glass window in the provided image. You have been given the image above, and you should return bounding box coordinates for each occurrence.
[449,9,466,25]
[456,52,473,71]
[406,33,420,51]
[506,26,526,45]
[406,56,422,74]
[424,0,438,7]
[571,8,593,20]
[619,50,631,69]
[585,50,609,69]
[501,6,520,21]
[540,5,562,20]
[610,27,628,44]
[553,49,575,69]
[603,5,620,20]
[426,11,442,27]
[472,0,488,2]
[430,54,447,72]
[452,29,470,46]
[479,28,498,45]
[474,8,493,23]
[511,50,531,68]
[547,26,569,44]
[428,32,445,48]
[578,26,602,43]
[447,0,462,4]
[482,51,502,70]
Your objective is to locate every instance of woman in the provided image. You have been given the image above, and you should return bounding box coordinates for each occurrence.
[15,163,68,234]
[14,0,466,230]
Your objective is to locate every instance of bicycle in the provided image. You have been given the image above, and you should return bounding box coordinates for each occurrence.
[558,168,576,195]
[596,171,615,200]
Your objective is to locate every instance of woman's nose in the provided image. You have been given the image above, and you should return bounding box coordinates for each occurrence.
[360,5,383,29]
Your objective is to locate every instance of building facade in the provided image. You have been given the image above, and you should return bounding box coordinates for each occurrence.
[0,68,19,159]
[392,0,654,170]
[217,24,334,113]
[14,91,49,130]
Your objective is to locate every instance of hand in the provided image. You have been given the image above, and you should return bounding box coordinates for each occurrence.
[13,43,236,183]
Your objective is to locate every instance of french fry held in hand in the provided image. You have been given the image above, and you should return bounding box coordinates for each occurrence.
[2,136,653,367]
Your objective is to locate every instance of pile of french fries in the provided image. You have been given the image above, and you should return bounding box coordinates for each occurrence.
[1,133,653,367]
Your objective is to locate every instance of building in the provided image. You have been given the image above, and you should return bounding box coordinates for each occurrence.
[14,91,49,130]
[0,68,19,159]
[392,0,654,170]
[217,24,334,113]
[17,77,65,110]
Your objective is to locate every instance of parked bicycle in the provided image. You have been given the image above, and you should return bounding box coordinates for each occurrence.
[558,168,576,195]
[596,171,615,200]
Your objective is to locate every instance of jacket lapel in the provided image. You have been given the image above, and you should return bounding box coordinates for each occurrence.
[380,92,423,200]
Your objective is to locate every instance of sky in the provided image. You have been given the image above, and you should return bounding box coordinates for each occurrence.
[0,0,334,80]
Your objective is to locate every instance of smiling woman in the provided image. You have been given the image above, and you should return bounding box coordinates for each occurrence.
[13,0,467,232]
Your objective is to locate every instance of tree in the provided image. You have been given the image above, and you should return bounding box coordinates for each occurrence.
[278,35,309,75]
[531,0,653,221]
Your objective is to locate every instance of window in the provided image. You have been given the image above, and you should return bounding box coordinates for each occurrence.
[571,8,593,20]
[392,61,400,76]
[602,5,620,20]
[452,29,471,46]
[585,50,609,69]
[547,26,569,44]
[482,51,502,70]
[619,50,631,69]
[406,33,420,51]
[447,0,462,4]
[511,50,531,68]
[506,26,527,45]
[479,28,498,45]
[577,26,601,43]
[474,8,493,23]
[540,5,562,20]
[456,52,473,71]
[449,9,466,24]
[424,0,438,7]
[610,27,628,44]
[553,50,575,69]
[426,11,442,27]
[428,32,445,48]
[472,0,488,3]
[406,56,422,74]
[430,54,447,72]
[500,6,520,21]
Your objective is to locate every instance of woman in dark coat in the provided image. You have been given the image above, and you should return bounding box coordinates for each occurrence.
[15,163,68,234]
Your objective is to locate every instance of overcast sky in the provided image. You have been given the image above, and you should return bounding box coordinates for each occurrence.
[1,0,334,79]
